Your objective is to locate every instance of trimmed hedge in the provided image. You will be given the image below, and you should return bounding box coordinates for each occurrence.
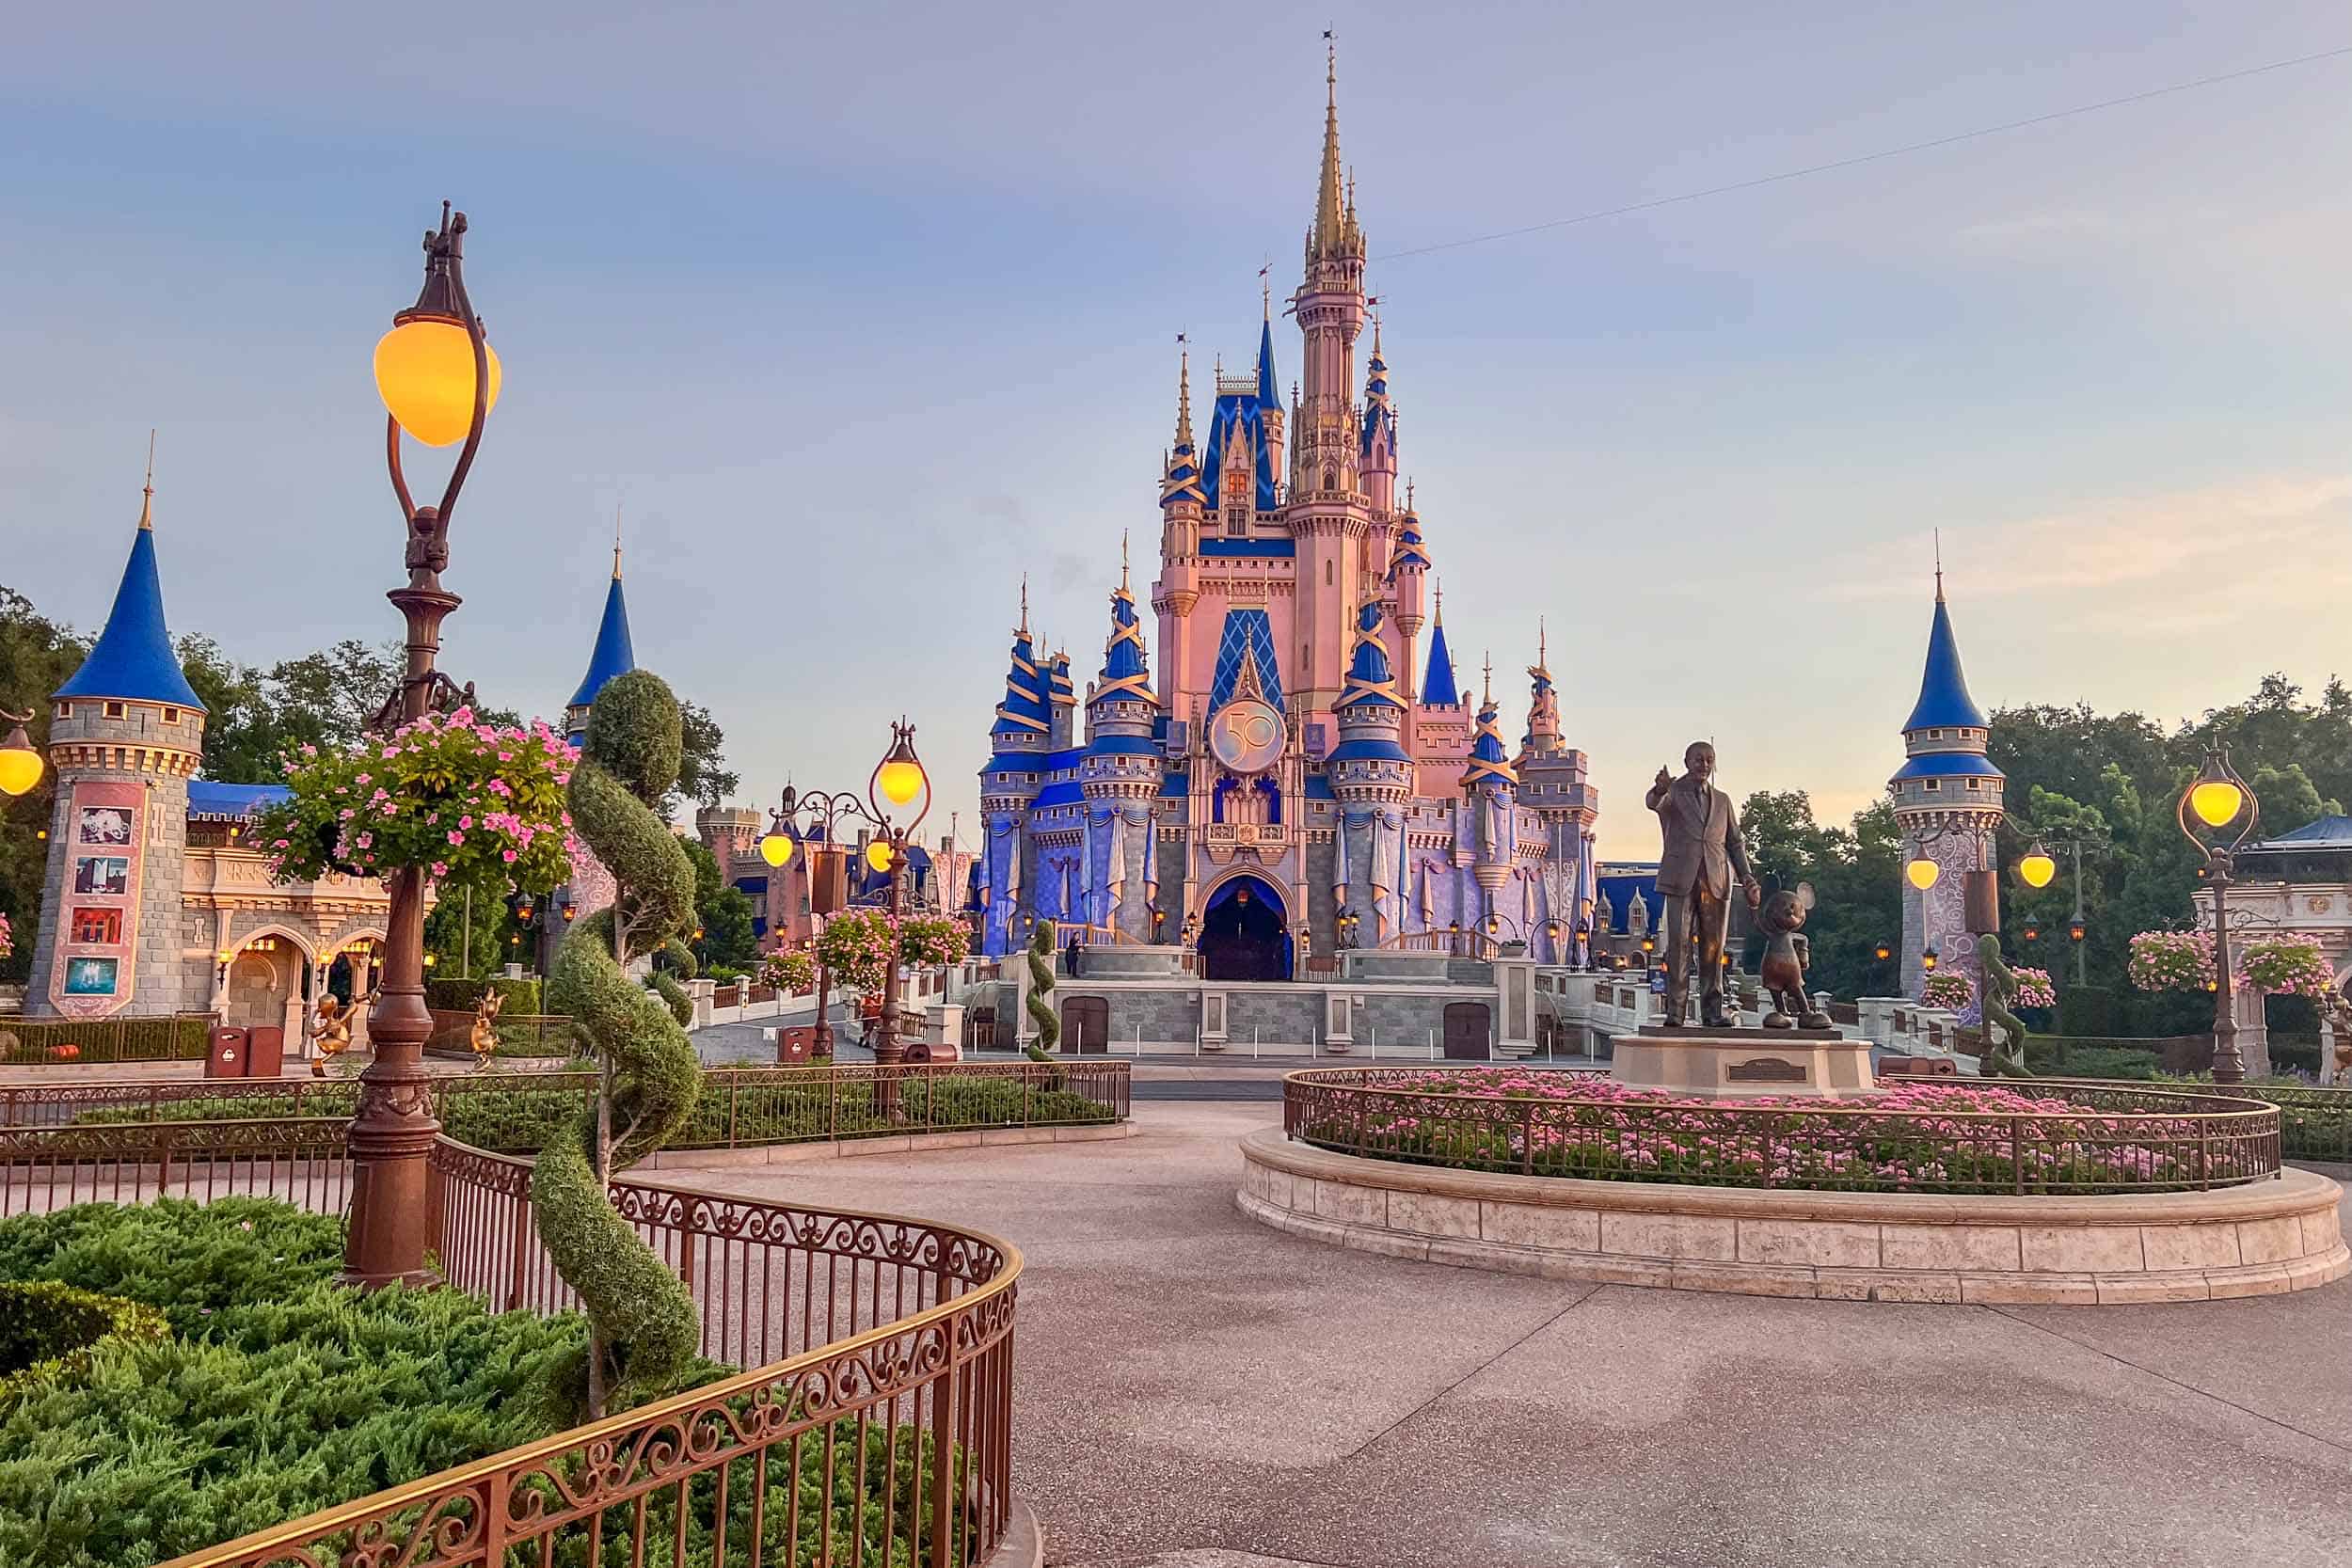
[0,1014,210,1066]
[0,1281,167,1405]
[425,975,545,1016]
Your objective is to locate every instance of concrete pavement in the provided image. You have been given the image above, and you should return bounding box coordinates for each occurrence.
[662,1101,2352,1568]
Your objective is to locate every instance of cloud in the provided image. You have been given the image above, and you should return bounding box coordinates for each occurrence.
[1826,474,2352,601]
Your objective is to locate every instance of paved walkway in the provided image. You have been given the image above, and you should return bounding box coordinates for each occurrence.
[663,1101,2352,1568]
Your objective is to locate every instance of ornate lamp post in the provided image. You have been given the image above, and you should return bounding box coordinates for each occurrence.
[2179,744,2259,1085]
[0,709,43,798]
[771,721,933,1062]
[344,202,501,1289]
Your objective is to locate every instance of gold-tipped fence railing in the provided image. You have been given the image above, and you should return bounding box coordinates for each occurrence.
[0,1064,1115,1568]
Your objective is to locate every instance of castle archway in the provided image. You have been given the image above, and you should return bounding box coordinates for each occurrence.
[1198,874,1291,982]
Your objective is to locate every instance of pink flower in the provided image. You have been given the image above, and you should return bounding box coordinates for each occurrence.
[502,848,517,863]
[431,862,449,878]
[448,831,466,846]
[459,815,473,831]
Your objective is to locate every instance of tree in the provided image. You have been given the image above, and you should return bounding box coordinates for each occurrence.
[674,700,738,816]
[682,837,759,973]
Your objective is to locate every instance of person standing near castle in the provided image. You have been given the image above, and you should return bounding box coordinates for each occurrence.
[1645,741,1759,1027]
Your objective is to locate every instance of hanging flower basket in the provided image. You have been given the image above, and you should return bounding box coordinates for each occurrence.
[2237,932,2334,997]
[2012,965,2058,1009]
[2128,928,2215,993]
[898,914,973,968]
[813,909,895,996]
[1920,973,1973,1011]
[760,950,816,995]
[256,709,578,898]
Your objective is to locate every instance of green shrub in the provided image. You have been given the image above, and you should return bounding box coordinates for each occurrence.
[2021,1039,2162,1081]
[426,975,546,1016]
[0,1282,167,1404]
[0,1014,209,1066]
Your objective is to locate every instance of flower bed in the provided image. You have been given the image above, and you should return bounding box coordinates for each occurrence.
[1284,1068,2280,1195]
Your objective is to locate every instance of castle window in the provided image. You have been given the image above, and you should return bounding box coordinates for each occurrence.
[1326,561,1333,586]
[163,707,179,724]
[72,909,121,944]
[1924,780,1941,792]
[54,702,70,720]
[1965,779,1981,790]
[104,702,125,720]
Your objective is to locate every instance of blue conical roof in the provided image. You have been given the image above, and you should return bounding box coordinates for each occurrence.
[1256,315,1279,409]
[567,575,637,711]
[1339,600,1402,710]
[1463,695,1518,787]
[992,628,1051,739]
[56,521,203,710]
[1422,617,1459,705]
[1092,585,1152,705]
[1901,592,1986,731]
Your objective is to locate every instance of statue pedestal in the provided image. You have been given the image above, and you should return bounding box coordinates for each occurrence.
[1611,1025,1876,1100]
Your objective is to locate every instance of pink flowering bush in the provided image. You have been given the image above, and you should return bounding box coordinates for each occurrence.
[2012,966,2058,1009]
[760,950,816,994]
[0,911,11,960]
[2129,927,2214,992]
[897,914,972,968]
[811,910,973,994]
[1919,973,1972,1011]
[2236,932,2334,997]
[255,708,578,899]
[1292,1068,2260,1194]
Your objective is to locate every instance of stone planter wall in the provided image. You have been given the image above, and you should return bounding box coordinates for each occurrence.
[1238,1129,2348,1305]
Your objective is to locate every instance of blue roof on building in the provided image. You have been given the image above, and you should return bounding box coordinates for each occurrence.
[1304,773,1336,801]
[56,525,204,710]
[984,752,1047,775]
[2260,814,2352,848]
[186,781,289,819]
[1256,316,1279,409]
[1209,609,1284,714]
[1199,538,1295,560]
[1200,390,1280,515]
[1902,594,1986,732]
[1160,771,1189,797]
[1422,619,1460,706]
[992,629,1052,740]
[1327,736,1413,762]
[1033,780,1083,807]
[566,575,637,712]
[1087,734,1159,755]
[1340,600,1403,710]
[1889,752,2005,782]
[1090,586,1152,705]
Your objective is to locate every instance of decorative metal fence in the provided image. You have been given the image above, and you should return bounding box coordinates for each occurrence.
[1281,1069,2283,1195]
[0,1060,1132,1147]
[0,1094,1028,1568]
[2147,1079,2352,1164]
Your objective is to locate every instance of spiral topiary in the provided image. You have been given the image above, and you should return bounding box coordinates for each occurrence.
[1022,919,1058,1059]
[532,670,704,1418]
[1976,933,2030,1079]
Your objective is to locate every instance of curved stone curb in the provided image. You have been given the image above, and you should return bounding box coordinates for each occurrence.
[1238,1129,2350,1305]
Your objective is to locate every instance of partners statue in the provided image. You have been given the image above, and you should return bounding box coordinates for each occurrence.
[1756,883,1833,1030]
[1976,933,2030,1078]
[2323,988,2352,1082]
[310,986,376,1078]
[1645,741,1760,1028]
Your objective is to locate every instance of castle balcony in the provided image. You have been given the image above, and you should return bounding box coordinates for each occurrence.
[1203,821,1291,851]
[182,847,404,919]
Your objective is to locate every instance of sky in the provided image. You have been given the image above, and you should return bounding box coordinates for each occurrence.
[2,1,2346,860]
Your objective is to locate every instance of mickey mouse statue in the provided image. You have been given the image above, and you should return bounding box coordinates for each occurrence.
[1756,883,1833,1030]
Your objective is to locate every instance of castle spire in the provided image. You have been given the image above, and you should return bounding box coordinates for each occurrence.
[612,502,624,579]
[566,569,637,718]
[1174,345,1194,449]
[56,446,204,711]
[1019,574,1031,637]
[1311,33,1348,261]
[1902,568,1985,733]
[137,430,154,532]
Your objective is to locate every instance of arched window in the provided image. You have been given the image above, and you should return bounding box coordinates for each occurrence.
[1325,561,1333,586]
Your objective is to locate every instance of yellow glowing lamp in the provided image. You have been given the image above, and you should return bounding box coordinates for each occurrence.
[0,716,43,797]
[2017,844,2057,889]
[876,758,926,809]
[423,952,439,968]
[866,840,895,874]
[1905,857,1941,891]
[373,319,501,448]
[2189,780,2244,831]
[759,832,794,868]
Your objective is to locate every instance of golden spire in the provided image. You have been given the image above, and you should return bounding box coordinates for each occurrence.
[1120,529,1131,592]
[136,429,155,531]
[1312,32,1346,260]
[612,502,624,579]
[1018,574,1031,638]
[1482,652,1493,707]
[1433,578,1443,626]
[1175,344,1193,448]
[1538,615,1547,670]
[1405,476,1415,513]
[1934,527,1945,603]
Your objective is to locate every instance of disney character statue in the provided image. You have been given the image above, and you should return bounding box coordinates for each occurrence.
[1976,933,2030,1078]
[1756,883,1833,1030]
[310,987,376,1078]
[468,988,505,1067]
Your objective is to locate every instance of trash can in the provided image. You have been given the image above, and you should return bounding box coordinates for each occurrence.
[205,1026,250,1079]
[245,1024,285,1078]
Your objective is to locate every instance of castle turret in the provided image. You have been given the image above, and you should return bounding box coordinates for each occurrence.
[1420,582,1460,707]
[1153,349,1206,720]
[978,582,1051,956]
[1328,598,1412,943]
[1256,307,1284,494]
[1360,315,1398,565]
[30,471,206,1018]
[1891,571,2004,1007]
[1081,557,1160,942]
[1383,475,1429,702]
[1514,622,1599,962]
[1460,659,1519,928]
[1048,648,1077,751]
[565,542,636,742]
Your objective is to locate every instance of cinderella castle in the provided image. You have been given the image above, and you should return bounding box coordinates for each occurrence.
[976,53,1601,979]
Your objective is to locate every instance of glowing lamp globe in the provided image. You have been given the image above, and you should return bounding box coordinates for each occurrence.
[0,741,42,798]
[373,319,501,448]
[866,840,895,874]
[759,832,794,868]
[1873,942,1892,961]
[1905,858,1941,892]
[2189,780,2244,831]
[2017,847,2057,889]
[876,758,926,809]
